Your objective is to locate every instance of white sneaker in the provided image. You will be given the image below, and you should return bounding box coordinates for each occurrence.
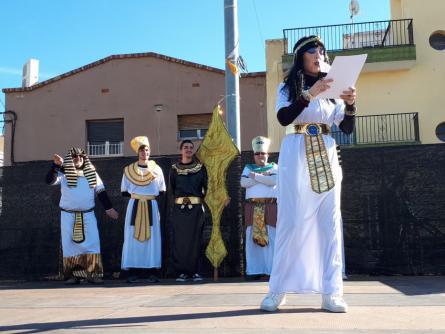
[260,293,286,312]
[176,274,189,282]
[192,273,203,282]
[321,294,348,313]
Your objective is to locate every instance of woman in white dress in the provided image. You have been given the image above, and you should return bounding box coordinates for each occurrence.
[121,136,166,283]
[260,36,357,313]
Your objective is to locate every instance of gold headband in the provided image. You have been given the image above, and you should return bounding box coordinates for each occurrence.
[293,36,322,55]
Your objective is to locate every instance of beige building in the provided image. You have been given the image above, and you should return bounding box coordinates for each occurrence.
[2,53,266,166]
[266,0,445,152]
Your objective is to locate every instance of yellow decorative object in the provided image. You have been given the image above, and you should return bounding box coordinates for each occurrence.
[226,59,238,76]
[252,203,269,247]
[130,194,156,242]
[124,161,157,186]
[196,105,239,269]
[304,134,335,194]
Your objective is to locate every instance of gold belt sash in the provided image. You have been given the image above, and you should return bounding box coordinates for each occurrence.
[247,198,277,204]
[61,207,94,243]
[252,203,268,247]
[175,196,202,209]
[72,212,86,243]
[290,123,335,194]
[247,198,277,246]
[130,194,155,242]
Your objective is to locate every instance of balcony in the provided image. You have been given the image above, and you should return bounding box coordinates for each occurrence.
[331,112,420,146]
[282,19,416,72]
[87,141,124,157]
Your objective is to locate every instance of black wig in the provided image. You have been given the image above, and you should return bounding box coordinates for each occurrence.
[283,35,330,103]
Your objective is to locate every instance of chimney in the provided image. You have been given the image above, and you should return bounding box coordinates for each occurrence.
[22,59,39,87]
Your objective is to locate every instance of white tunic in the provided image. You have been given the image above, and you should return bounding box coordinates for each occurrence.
[52,172,104,257]
[241,164,278,200]
[269,83,345,295]
[120,164,166,270]
[241,164,278,275]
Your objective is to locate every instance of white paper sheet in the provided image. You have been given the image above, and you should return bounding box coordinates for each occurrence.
[317,54,367,99]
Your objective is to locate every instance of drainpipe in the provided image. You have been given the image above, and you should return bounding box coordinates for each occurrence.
[1,110,17,165]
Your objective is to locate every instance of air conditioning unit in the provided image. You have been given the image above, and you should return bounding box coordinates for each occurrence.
[22,59,39,88]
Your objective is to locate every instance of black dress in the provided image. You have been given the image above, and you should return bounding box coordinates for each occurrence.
[169,160,208,276]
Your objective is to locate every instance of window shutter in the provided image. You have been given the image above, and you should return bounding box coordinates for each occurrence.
[87,119,124,143]
[177,114,212,130]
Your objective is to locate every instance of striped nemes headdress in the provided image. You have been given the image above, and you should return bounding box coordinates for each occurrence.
[64,147,97,188]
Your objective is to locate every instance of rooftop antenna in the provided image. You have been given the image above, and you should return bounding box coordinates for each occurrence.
[349,0,360,48]
[349,0,360,24]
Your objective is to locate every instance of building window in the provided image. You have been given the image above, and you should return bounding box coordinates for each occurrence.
[435,122,445,142]
[429,31,445,51]
[86,119,124,157]
[177,114,211,140]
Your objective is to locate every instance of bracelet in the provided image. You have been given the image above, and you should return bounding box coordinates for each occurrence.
[301,89,314,102]
[297,95,310,107]
[344,103,356,116]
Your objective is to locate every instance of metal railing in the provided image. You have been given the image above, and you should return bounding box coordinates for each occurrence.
[283,19,414,54]
[87,141,123,157]
[331,112,420,146]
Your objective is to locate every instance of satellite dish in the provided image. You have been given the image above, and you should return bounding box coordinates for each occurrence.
[349,0,360,18]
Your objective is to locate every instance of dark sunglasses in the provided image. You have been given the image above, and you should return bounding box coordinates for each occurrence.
[306,47,326,55]
[254,152,267,156]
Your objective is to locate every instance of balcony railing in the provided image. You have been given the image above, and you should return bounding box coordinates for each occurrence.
[283,19,414,54]
[331,112,420,146]
[87,141,123,157]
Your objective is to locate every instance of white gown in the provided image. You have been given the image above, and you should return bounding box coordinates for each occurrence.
[241,164,278,275]
[120,164,166,270]
[53,172,104,257]
[269,83,345,295]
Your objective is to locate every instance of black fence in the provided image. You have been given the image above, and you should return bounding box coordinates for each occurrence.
[283,19,414,54]
[332,112,420,146]
[1,144,445,279]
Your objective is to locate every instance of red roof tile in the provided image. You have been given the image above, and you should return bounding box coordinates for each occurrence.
[2,52,265,93]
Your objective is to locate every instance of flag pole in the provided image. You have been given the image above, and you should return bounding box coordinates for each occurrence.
[224,0,241,151]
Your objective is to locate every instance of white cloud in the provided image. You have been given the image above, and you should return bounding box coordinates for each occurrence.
[0,67,21,75]
[0,66,56,80]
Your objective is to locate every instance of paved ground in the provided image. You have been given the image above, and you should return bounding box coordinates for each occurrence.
[0,276,444,333]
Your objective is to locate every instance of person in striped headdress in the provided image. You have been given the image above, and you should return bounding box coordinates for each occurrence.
[46,147,119,285]
[120,136,166,283]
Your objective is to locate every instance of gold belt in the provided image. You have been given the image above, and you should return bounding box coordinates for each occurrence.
[175,196,202,205]
[130,194,155,242]
[290,123,330,136]
[291,123,335,194]
[131,194,156,200]
[247,198,277,204]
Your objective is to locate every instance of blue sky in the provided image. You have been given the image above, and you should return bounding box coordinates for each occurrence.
[0,0,390,129]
